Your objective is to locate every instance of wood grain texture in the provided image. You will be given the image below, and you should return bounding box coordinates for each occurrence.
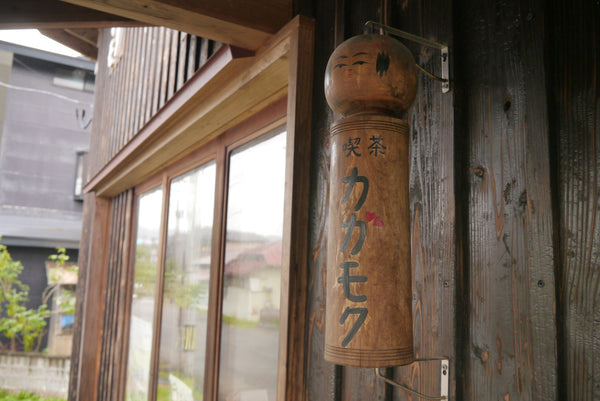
[325,116,413,368]
[547,1,600,400]
[279,15,314,401]
[455,0,557,399]
[75,196,111,401]
[96,190,133,401]
[390,0,458,399]
[303,0,343,399]
[68,192,95,401]
[59,0,287,50]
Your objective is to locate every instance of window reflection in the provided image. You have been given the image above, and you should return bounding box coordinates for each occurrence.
[157,162,217,401]
[126,187,163,401]
[219,130,286,401]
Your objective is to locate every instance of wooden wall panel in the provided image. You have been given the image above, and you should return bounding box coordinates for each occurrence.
[304,0,341,399]
[547,1,600,400]
[75,196,112,401]
[392,0,456,399]
[454,0,557,399]
[306,0,458,400]
[96,190,133,401]
[68,192,95,401]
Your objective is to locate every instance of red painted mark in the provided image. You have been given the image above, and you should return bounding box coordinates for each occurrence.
[366,212,376,222]
[373,217,384,227]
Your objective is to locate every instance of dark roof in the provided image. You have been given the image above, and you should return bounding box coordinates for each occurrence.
[0,40,94,71]
[0,214,82,249]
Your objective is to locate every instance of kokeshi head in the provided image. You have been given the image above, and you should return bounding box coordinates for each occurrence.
[325,34,418,117]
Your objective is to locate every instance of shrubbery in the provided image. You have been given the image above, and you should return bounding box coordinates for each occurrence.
[0,243,49,352]
[0,390,65,401]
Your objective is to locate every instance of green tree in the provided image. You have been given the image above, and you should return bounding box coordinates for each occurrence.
[0,242,50,352]
[43,247,78,316]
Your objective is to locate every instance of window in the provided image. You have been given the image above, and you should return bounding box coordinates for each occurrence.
[73,150,88,201]
[126,124,287,401]
[53,68,95,92]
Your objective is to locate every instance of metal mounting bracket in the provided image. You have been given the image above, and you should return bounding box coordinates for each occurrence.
[364,21,450,93]
[375,358,449,400]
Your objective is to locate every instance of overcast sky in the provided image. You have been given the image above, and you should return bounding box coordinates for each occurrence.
[0,29,82,58]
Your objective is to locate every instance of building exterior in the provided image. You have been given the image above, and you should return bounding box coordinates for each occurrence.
[0,41,94,353]
[0,1,598,401]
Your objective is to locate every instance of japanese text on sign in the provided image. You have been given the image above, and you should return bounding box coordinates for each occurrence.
[338,167,369,347]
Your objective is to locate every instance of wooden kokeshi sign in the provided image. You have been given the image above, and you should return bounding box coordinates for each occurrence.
[323,34,418,367]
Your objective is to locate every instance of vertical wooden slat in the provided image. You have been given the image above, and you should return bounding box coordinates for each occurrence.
[105,30,119,165]
[547,0,600,400]
[96,194,120,401]
[211,41,223,56]
[145,28,159,123]
[68,191,96,401]
[125,28,141,148]
[167,30,179,101]
[455,0,557,399]
[75,196,111,401]
[118,29,134,153]
[385,0,458,400]
[305,1,342,400]
[132,28,148,136]
[110,28,125,158]
[199,37,209,68]
[115,190,135,401]
[187,34,197,80]
[159,28,172,109]
[204,139,227,401]
[113,29,128,159]
[176,32,188,91]
[97,191,133,401]
[139,26,153,130]
[151,27,165,116]
[278,15,314,401]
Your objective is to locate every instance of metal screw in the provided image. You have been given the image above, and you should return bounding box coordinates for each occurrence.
[443,281,449,288]
[537,280,545,288]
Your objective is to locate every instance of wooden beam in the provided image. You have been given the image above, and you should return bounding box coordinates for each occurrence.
[58,0,292,50]
[39,29,99,60]
[76,195,111,401]
[0,0,143,28]
[64,28,99,46]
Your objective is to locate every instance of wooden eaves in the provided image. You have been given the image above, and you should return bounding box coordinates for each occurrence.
[1,0,293,64]
[57,0,292,50]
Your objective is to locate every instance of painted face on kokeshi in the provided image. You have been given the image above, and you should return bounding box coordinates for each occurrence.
[324,34,418,117]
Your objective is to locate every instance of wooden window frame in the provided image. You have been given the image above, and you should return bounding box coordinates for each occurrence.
[129,101,286,400]
[78,16,314,401]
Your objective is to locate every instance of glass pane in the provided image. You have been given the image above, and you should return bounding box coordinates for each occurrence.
[157,162,217,401]
[219,130,286,401]
[126,187,163,401]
